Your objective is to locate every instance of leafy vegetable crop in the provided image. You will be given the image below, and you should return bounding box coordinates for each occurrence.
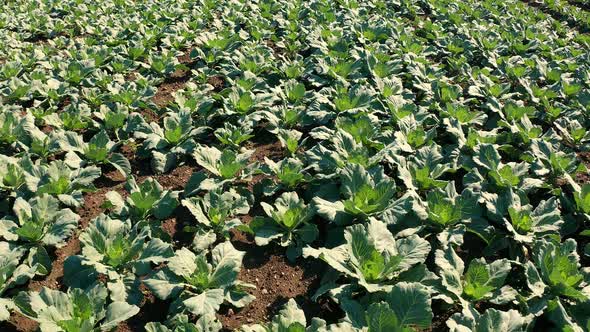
[0,0,589,331]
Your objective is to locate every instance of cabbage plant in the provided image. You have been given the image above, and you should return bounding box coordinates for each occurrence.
[36,160,101,207]
[0,195,79,248]
[304,218,430,293]
[182,188,250,250]
[435,246,515,308]
[14,283,139,332]
[192,146,254,180]
[314,164,408,224]
[63,215,173,304]
[146,314,222,332]
[0,242,48,321]
[129,110,206,173]
[144,242,255,317]
[60,130,131,177]
[104,177,178,221]
[250,191,317,261]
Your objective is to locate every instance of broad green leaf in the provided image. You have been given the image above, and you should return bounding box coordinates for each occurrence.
[183,289,225,316]
[386,282,432,328]
[366,302,400,332]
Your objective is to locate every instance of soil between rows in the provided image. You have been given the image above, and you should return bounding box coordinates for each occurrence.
[3,140,589,331]
[218,229,341,331]
[2,140,330,331]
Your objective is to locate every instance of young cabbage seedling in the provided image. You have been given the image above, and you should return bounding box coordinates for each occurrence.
[250,191,317,261]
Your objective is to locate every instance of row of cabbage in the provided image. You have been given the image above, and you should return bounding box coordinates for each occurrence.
[1,0,590,331]
[544,0,590,31]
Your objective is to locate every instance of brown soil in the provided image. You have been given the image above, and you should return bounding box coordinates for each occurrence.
[207,75,225,92]
[1,312,38,332]
[23,33,56,44]
[170,66,190,80]
[119,144,198,187]
[248,141,284,163]
[151,51,195,108]
[80,186,121,226]
[155,164,195,190]
[27,236,81,293]
[161,204,196,246]
[576,172,590,184]
[242,140,284,192]
[265,39,284,57]
[60,97,72,109]
[41,126,53,134]
[119,144,153,178]
[125,72,138,82]
[218,230,332,330]
[119,144,137,160]
[429,303,460,332]
[138,109,160,123]
[101,168,127,184]
[177,52,193,65]
[161,214,179,238]
[579,151,590,162]
[152,77,190,108]
[116,284,171,332]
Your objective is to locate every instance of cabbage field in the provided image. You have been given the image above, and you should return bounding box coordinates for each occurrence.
[1,0,590,331]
